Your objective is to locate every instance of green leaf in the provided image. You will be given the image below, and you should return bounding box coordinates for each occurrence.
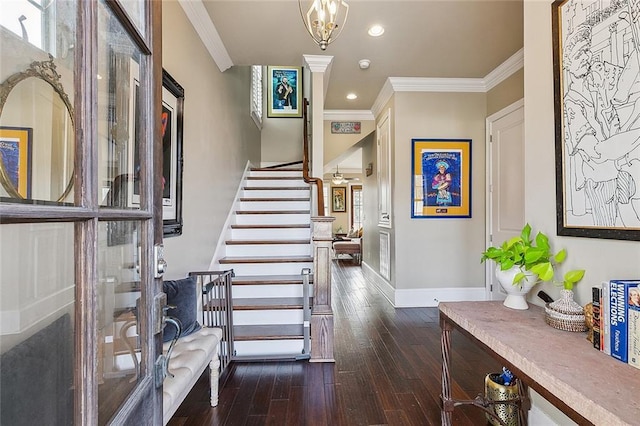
[535,232,550,251]
[554,248,567,264]
[501,259,515,270]
[530,262,554,281]
[506,236,523,249]
[524,247,545,264]
[564,269,585,284]
[513,272,526,284]
[521,223,531,242]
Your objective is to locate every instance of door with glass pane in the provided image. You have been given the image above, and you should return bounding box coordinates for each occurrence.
[0,1,163,424]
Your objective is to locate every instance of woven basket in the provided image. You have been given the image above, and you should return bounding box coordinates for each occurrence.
[544,289,587,332]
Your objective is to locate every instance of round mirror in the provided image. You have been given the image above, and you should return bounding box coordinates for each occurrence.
[0,57,74,203]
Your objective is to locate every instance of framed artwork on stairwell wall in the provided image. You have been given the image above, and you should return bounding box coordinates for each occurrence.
[267,66,302,118]
[552,0,640,241]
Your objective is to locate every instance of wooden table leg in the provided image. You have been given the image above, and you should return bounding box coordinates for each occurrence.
[440,315,454,426]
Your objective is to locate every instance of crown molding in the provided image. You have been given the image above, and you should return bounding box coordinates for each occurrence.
[303,55,334,73]
[484,48,524,91]
[371,78,395,118]
[389,77,486,93]
[324,110,375,121]
[178,0,233,72]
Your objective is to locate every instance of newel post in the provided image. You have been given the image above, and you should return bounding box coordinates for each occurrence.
[310,216,335,362]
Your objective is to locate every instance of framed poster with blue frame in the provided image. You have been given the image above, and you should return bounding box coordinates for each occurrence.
[267,66,302,118]
[411,138,472,218]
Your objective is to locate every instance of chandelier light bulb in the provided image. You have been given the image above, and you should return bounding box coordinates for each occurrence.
[300,0,349,50]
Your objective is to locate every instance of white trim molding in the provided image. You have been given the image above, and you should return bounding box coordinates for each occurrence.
[484,48,524,91]
[390,76,486,93]
[370,49,524,117]
[323,110,375,121]
[178,0,233,72]
[361,262,487,308]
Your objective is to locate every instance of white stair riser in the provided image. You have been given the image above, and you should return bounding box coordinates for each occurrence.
[245,179,307,187]
[242,189,310,198]
[239,201,310,211]
[233,284,311,298]
[235,214,310,225]
[221,262,314,276]
[249,171,303,178]
[233,309,303,325]
[233,340,304,358]
[231,228,311,240]
[225,243,311,257]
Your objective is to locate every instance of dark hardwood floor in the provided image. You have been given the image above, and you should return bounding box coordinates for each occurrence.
[168,260,501,425]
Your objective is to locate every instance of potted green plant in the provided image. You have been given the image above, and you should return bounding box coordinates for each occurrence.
[481,223,585,309]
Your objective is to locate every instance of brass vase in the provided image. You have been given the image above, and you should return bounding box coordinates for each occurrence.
[484,373,519,426]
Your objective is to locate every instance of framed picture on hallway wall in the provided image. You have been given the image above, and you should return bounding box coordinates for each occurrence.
[267,66,302,118]
[332,186,346,213]
[159,69,184,237]
[552,0,640,241]
[411,138,471,219]
[121,66,185,238]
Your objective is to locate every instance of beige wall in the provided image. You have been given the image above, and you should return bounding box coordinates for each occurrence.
[524,1,640,310]
[161,1,260,278]
[486,68,524,116]
[260,114,303,165]
[260,74,304,165]
[323,120,375,165]
[393,91,487,291]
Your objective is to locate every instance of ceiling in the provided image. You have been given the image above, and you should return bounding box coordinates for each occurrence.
[199,0,524,111]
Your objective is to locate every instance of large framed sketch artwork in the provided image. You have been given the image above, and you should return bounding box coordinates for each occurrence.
[411,138,472,219]
[553,0,640,241]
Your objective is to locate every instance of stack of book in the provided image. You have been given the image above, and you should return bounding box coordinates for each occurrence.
[592,280,640,369]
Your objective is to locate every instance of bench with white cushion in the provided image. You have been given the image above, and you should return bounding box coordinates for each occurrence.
[162,327,222,425]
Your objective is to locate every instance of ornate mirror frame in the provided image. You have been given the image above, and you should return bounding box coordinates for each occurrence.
[0,55,75,202]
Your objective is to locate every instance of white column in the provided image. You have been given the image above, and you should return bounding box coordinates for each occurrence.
[303,55,333,180]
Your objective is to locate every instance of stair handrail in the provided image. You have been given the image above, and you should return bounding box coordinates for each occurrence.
[302,98,325,216]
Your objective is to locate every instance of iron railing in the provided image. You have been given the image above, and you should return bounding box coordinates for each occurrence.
[188,269,235,374]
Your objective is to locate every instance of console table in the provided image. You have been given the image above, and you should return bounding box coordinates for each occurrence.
[439,301,639,426]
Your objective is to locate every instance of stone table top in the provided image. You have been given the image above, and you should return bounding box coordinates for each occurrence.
[439,301,640,426]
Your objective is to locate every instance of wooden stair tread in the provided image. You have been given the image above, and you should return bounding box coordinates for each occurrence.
[234,324,304,340]
[230,224,310,229]
[243,186,309,191]
[235,210,310,214]
[246,176,304,180]
[233,274,313,285]
[219,256,313,264]
[240,198,310,202]
[233,297,307,310]
[250,167,302,172]
[225,239,310,245]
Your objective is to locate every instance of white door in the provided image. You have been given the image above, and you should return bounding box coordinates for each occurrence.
[486,100,525,300]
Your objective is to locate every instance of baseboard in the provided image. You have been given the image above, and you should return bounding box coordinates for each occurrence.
[361,261,487,308]
[208,161,253,270]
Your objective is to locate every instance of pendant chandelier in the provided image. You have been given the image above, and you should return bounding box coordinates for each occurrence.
[298,0,349,50]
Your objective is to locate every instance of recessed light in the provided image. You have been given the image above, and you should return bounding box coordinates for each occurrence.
[346,93,357,100]
[368,25,385,37]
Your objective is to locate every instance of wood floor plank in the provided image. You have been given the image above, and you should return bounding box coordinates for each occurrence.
[168,262,508,425]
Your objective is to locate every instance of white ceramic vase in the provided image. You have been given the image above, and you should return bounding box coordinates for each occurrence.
[495,266,537,310]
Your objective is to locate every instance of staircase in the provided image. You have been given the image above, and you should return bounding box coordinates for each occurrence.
[217,167,314,359]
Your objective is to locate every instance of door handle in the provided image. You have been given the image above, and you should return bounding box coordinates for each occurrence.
[154,244,167,278]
